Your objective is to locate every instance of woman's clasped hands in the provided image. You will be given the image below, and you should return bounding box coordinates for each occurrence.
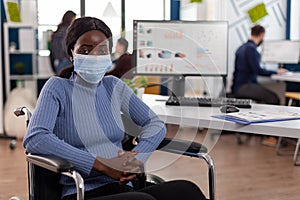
[94,150,144,185]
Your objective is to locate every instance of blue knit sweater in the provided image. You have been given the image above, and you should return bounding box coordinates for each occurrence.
[23,73,166,198]
[231,40,277,93]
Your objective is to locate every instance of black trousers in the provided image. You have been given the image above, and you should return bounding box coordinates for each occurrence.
[63,180,207,200]
[235,83,280,105]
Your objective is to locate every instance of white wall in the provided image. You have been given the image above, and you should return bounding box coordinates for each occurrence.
[181,0,227,20]
[20,0,38,25]
[290,0,300,40]
[0,17,3,133]
[180,0,287,96]
[227,0,286,90]
[180,0,227,97]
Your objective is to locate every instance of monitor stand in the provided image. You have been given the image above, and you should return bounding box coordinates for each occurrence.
[171,76,185,97]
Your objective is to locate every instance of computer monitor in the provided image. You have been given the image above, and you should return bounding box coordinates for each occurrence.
[132,20,228,76]
[261,40,300,64]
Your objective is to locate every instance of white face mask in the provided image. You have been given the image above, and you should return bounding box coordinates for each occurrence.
[74,54,113,84]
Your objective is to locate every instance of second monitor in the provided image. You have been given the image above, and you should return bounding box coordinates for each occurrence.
[261,40,300,64]
[133,20,229,76]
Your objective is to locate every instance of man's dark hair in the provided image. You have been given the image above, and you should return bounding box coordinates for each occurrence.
[117,37,129,52]
[251,25,265,36]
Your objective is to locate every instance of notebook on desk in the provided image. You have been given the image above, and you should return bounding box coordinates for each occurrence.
[212,110,300,125]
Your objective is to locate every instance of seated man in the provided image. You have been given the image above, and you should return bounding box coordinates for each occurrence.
[230,24,288,105]
[230,24,288,146]
[106,53,134,79]
[111,37,129,65]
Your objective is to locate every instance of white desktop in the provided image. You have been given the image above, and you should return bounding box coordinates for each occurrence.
[142,94,300,139]
[271,71,300,82]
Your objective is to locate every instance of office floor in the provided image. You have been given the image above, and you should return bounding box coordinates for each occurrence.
[1,126,300,200]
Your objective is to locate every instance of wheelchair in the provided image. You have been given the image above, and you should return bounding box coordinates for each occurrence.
[14,107,215,200]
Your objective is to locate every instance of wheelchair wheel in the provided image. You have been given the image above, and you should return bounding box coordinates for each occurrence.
[9,140,17,150]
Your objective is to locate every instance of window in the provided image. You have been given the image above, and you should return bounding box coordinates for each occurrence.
[37,0,80,50]
[125,0,170,32]
[37,0,170,51]
[124,0,170,51]
[85,0,122,38]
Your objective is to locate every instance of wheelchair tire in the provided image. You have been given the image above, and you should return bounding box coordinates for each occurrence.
[9,140,16,150]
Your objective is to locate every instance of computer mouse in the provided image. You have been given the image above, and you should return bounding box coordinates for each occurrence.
[220,105,240,113]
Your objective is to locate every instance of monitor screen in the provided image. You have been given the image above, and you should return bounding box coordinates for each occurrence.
[261,40,300,64]
[133,20,228,76]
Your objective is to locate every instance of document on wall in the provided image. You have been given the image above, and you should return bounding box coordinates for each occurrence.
[212,110,300,125]
[3,0,22,23]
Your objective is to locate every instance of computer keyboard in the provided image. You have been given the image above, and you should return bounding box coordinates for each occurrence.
[165,96,252,108]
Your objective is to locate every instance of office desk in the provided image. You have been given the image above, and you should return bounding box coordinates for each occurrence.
[143,94,300,139]
[271,72,300,82]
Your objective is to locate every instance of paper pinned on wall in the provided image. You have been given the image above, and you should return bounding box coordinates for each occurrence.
[247,3,268,24]
[4,0,22,23]
[190,0,203,3]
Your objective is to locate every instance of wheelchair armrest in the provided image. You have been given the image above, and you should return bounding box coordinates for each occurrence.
[157,137,208,155]
[26,154,73,173]
[157,138,215,200]
[26,154,85,200]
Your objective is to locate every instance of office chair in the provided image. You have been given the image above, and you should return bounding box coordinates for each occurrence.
[14,107,215,200]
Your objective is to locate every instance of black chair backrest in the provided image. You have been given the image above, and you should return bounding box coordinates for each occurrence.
[30,163,62,200]
[121,114,142,151]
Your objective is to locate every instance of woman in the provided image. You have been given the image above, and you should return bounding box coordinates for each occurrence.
[50,10,76,74]
[23,16,206,200]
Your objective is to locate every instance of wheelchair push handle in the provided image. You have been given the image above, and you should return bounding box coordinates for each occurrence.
[14,106,32,126]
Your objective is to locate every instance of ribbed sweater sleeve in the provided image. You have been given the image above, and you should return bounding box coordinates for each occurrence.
[23,77,95,175]
[114,78,167,162]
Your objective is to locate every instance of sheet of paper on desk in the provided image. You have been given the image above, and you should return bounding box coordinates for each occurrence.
[283,72,300,76]
[212,110,300,125]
